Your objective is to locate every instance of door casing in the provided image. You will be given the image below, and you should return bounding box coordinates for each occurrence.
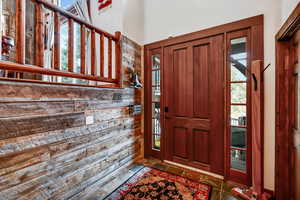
[144,15,264,186]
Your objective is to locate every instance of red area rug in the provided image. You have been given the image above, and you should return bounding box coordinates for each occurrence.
[106,167,211,200]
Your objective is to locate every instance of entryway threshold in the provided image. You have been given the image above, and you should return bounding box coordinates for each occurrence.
[164,160,224,180]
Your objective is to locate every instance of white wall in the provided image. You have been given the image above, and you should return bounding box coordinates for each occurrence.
[90,0,144,44]
[143,0,282,191]
[281,0,300,24]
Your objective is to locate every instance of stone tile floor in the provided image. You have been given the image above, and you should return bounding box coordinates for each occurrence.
[136,159,245,200]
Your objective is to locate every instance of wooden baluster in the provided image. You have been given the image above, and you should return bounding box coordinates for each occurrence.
[54,12,60,70]
[115,32,122,86]
[68,19,74,72]
[0,0,2,60]
[80,25,86,74]
[16,0,26,64]
[100,34,104,77]
[35,3,44,67]
[108,37,112,79]
[91,29,96,76]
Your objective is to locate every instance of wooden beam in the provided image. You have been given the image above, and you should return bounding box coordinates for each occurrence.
[80,25,86,74]
[16,0,26,64]
[100,34,104,77]
[68,19,74,72]
[54,12,60,70]
[35,3,44,67]
[91,29,96,76]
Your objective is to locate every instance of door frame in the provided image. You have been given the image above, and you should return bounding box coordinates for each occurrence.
[144,15,264,186]
[275,2,300,199]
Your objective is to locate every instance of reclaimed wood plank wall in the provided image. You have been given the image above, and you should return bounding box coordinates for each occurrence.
[0,36,143,200]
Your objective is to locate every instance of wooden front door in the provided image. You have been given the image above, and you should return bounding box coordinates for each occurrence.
[291,29,300,200]
[164,35,225,175]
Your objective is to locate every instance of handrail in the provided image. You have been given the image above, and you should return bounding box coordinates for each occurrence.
[0,61,118,83]
[0,0,122,87]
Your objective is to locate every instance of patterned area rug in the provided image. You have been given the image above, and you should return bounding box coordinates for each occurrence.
[105,167,211,200]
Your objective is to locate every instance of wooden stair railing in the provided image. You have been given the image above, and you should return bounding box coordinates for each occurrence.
[0,0,122,88]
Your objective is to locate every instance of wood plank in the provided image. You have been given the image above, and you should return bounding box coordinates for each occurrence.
[35,3,45,67]
[91,29,96,76]
[108,38,113,79]
[0,112,85,140]
[0,117,136,155]
[100,34,105,77]
[0,82,134,101]
[15,0,26,64]
[68,19,74,72]
[54,12,61,70]
[80,25,86,74]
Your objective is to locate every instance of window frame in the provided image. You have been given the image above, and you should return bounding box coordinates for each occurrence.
[226,29,252,185]
[145,47,164,159]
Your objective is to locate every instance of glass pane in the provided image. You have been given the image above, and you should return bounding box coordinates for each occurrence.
[231,127,246,149]
[25,0,36,65]
[152,70,160,86]
[151,53,161,151]
[1,0,16,63]
[230,37,247,81]
[231,149,246,172]
[152,54,160,69]
[152,118,161,150]
[60,0,77,9]
[152,103,160,119]
[231,64,247,81]
[231,105,247,126]
[152,86,160,102]
[231,83,247,104]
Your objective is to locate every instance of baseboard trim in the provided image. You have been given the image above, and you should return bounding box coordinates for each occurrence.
[163,160,224,180]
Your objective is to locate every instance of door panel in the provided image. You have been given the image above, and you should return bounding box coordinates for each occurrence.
[192,130,209,164]
[193,44,210,119]
[173,127,189,159]
[174,48,190,117]
[164,35,224,175]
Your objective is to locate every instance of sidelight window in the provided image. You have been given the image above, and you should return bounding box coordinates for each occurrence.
[229,37,248,172]
[151,54,161,150]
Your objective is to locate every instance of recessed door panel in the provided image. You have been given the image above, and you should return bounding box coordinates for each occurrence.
[193,44,210,119]
[192,129,209,164]
[173,127,188,159]
[174,48,189,117]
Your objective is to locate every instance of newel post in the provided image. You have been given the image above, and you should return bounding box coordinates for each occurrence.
[115,31,123,88]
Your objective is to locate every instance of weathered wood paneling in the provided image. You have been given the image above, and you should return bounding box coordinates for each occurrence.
[0,36,143,200]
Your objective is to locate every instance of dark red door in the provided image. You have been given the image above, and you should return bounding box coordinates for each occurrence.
[164,35,225,175]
